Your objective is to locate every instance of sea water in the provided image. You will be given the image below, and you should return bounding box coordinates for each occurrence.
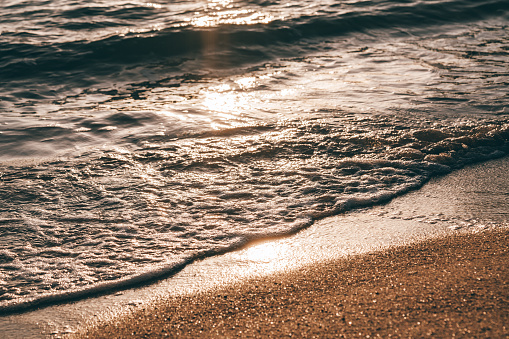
[0,0,508,313]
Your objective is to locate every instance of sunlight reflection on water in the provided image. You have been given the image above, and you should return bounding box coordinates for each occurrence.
[191,0,275,27]
[233,240,296,275]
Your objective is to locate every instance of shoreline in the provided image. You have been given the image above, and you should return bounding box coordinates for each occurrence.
[77,228,509,338]
[0,157,507,338]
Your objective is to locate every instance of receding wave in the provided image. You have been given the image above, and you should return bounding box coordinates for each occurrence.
[0,116,507,313]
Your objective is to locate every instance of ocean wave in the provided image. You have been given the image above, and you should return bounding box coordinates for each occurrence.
[1,0,507,80]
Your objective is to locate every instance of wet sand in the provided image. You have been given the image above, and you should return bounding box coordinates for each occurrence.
[77,227,508,338]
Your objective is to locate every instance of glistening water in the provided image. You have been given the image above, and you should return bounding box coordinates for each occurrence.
[0,0,508,313]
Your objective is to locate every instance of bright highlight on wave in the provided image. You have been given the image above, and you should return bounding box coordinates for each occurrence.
[191,9,274,27]
[201,83,258,128]
[207,0,234,10]
[145,2,162,9]
[200,78,261,119]
[189,0,274,27]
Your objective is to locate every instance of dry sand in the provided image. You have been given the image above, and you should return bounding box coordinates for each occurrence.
[77,228,508,338]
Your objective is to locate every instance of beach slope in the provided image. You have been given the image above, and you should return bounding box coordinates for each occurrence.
[77,228,508,338]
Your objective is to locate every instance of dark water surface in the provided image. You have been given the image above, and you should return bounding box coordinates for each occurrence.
[0,0,508,312]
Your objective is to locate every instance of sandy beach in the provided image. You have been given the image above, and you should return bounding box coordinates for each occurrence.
[76,227,508,338]
[2,1,509,337]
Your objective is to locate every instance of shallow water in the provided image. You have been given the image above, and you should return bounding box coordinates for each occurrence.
[1,156,507,339]
[0,0,508,313]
